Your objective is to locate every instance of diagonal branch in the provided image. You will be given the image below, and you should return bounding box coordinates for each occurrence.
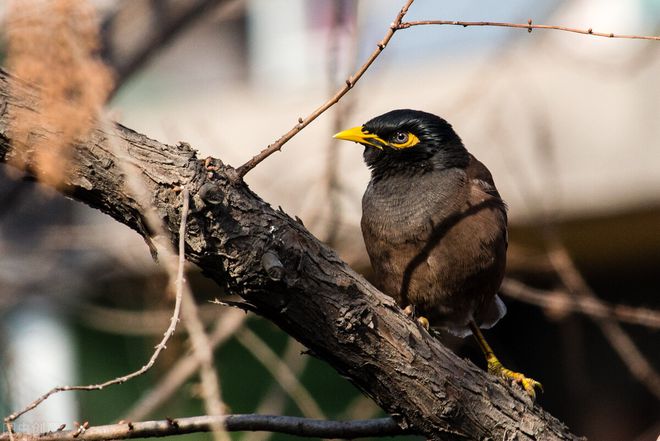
[235,0,415,178]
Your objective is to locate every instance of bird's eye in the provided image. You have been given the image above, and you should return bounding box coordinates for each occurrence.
[392,132,409,144]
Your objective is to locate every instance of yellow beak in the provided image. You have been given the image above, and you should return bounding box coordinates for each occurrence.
[333,126,384,149]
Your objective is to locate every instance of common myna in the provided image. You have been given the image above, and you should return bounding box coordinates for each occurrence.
[334,109,542,398]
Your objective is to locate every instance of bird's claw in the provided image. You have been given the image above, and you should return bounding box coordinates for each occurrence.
[487,358,543,400]
[520,377,543,399]
[417,316,429,330]
[402,306,429,330]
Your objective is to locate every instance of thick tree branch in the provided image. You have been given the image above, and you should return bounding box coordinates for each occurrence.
[0,69,582,441]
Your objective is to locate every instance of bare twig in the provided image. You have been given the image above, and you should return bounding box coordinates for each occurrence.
[235,328,325,419]
[3,212,185,427]
[501,278,660,329]
[236,6,660,179]
[0,415,404,441]
[235,0,415,178]
[3,119,218,429]
[102,121,229,433]
[397,19,660,41]
[125,309,247,421]
[545,237,660,399]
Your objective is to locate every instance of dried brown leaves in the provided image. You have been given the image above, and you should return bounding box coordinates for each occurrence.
[5,0,113,186]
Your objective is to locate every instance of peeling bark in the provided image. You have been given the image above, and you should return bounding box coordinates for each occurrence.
[0,69,583,441]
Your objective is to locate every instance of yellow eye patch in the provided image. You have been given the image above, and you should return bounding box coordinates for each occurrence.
[388,132,420,149]
[334,127,421,150]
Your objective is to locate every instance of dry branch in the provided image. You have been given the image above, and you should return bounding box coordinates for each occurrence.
[0,68,583,441]
[3,181,185,425]
[397,20,660,41]
[235,0,414,177]
[0,415,404,441]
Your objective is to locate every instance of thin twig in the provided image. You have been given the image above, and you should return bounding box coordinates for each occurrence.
[124,309,247,421]
[0,415,405,441]
[235,328,325,419]
[501,278,660,329]
[235,0,415,178]
[3,120,218,428]
[397,19,660,41]
[3,208,185,426]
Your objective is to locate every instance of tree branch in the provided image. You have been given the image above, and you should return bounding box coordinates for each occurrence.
[397,20,660,41]
[0,68,582,440]
[235,0,414,178]
[0,415,404,441]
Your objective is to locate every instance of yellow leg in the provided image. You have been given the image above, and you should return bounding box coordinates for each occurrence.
[469,321,543,399]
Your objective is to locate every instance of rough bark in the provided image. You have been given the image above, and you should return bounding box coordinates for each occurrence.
[0,69,583,441]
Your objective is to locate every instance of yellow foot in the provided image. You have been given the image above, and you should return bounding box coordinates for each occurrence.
[487,358,543,400]
[402,306,429,330]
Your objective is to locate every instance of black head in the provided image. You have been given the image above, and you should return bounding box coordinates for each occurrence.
[334,109,469,178]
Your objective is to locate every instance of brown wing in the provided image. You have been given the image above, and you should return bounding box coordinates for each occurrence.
[362,155,508,335]
[424,154,508,332]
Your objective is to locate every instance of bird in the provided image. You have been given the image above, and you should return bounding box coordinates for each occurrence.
[334,109,542,399]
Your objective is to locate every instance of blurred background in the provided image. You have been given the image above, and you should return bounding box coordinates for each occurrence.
[0,1,659,440]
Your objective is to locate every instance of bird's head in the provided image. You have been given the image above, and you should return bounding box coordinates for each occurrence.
[334,109,469,177]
